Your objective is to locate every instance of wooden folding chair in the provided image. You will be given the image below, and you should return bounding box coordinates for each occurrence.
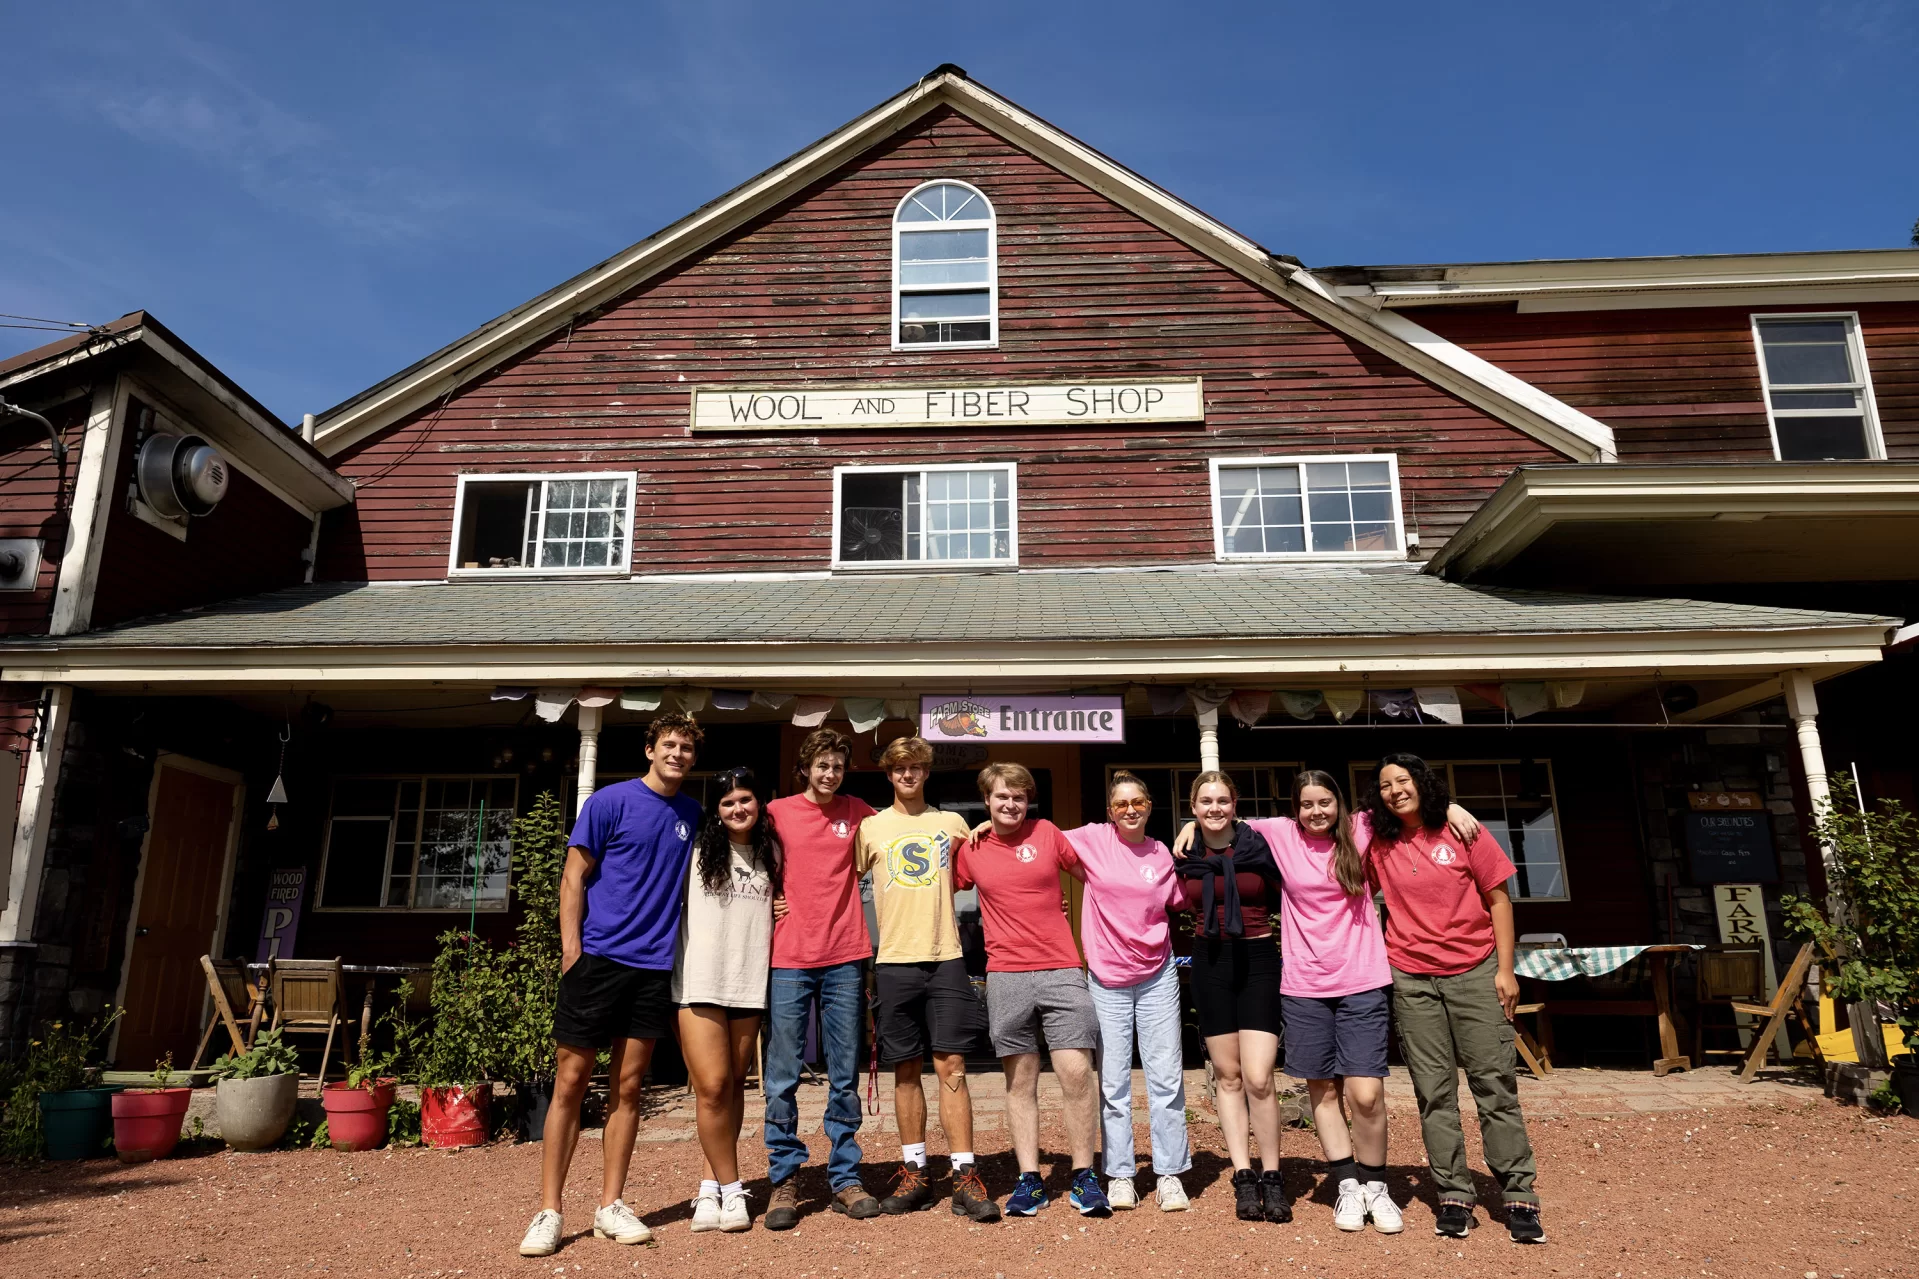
[1512,1001,1553,1076]
[1693,944,1765,1064]
[1734,942,1822,1083]
[270,957,355,1086]
[189,956,266,1069]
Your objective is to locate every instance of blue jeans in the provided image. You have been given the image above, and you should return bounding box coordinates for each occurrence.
[764,962,865,1191]
[1088,956,1190,1177]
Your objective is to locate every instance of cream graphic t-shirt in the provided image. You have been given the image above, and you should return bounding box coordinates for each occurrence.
[855,806,969,964]
[671,842,776,1008]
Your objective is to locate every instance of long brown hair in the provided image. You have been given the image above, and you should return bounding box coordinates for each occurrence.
[1293,769,1365,896]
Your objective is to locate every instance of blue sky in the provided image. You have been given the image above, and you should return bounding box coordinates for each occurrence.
[4,2,1916,422]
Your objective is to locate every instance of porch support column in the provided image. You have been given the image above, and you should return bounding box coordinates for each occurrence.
[0,685,73,937]
[575,703,602,818]
[1782,669,1843,914]
[1197,705,1220,773]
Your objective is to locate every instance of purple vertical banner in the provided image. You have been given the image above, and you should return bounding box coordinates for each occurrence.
[255,867,307,962]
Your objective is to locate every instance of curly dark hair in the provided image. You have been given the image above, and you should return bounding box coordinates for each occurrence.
[1362,752,1451,842]
[692,766,783,897]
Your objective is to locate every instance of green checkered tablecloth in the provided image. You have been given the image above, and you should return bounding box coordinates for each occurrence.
[1511,945,1697,981]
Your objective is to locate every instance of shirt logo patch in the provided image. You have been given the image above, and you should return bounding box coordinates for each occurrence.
[675,820,691,842]
[1016,844,1038,863]
[885,831,950,889]
[831,819,851,839]
[1139,864,1158,881]
[1430,844,1457,866]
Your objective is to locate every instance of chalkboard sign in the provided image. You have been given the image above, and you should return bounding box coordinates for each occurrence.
[1684,809,1778,884]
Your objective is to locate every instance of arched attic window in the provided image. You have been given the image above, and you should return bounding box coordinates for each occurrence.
[893,180,996,348]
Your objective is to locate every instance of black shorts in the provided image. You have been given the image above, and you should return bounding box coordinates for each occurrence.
[554,953,674,1049]
[1189,935,1283,1040]
[680,1002,764,1022]
[875,958,988,1065]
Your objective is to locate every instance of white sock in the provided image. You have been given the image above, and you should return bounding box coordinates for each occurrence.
[950,1151,974,1170]
[720,1180,743,1199]
[699,1179,719,1199]
[902,1142,927,1167]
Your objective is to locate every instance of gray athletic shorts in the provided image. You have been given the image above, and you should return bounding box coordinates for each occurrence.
[985,967,1099,1057]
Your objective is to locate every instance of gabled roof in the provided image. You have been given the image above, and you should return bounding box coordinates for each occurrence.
[312,66,1616,463]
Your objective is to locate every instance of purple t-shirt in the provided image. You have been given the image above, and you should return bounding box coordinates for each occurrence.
[1245,814,1390,998]
[1062,823,1184,987]
[568,778,701,970]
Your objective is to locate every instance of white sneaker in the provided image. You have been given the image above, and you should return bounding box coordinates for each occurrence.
[689,1191,721,1233]
[1364,1181,1404,1234]
[1332,1177,1368,1232]
[592,1199,653,1245]
[1155,1175,1189,1212]
[518,1209,562,1257]
[719,1188,752,1232]
[1107,1177,1137,1210]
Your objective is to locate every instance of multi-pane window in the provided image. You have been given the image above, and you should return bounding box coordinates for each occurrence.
[1752,315,1881,461]
[1349,758,1568,901]
[1210,455,1403,558]
[451,473,635,574]
[1104,763,1303,847]
[894,181,996,348]
[834,464,1015,567]
[318,776,519,911]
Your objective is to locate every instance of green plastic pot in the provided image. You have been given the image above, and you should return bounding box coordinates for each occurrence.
[39,1087,120,1160]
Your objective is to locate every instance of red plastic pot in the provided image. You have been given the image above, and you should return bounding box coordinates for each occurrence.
[322,1079,397,1152]
[420,1083,493,1149]
[110,1087,193,1163]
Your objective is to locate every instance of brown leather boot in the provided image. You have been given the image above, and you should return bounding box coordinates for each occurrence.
[765,1180,801,1231]
[831,1182,881,1219]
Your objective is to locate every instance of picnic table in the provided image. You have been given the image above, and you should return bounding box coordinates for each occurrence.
[1513,944,1703,1077]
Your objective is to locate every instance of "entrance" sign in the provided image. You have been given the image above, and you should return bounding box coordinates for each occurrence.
[691,378,1202,431]
[922,694,1126,744]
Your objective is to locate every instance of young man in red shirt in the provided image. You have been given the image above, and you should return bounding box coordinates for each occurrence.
[761,729,882,1229]
[954,763,1108,1219]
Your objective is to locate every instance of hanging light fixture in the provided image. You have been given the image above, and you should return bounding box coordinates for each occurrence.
[266,721,290,830]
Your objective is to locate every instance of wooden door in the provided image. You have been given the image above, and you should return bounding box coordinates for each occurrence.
[116,760,239,1070]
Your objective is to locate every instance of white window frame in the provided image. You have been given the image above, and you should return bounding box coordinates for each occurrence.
[314,773,520,913]
[1208,453,1407,562]
[891,180,998,352]
[1348,758,1571,904]
[446,471,638,578]
[1750,312,1885,461]
[830,462,1019,570]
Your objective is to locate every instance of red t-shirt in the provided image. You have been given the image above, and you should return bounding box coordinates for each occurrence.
[767,793,877,968]
[1370,824,1516,976]
[953,818,1083,972]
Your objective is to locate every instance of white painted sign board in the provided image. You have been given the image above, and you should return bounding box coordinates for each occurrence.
[691,378,1203,431]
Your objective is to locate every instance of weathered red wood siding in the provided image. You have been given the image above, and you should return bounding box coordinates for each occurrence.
[0,397,87,637]
[320,108,1563,579]
[1417,301,1919,463]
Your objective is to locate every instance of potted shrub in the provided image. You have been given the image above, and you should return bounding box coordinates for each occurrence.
[1783,775,1918,1112]
[322,989,410,1152]
[207,1027,300,1151]
[505,793,567,1140]
[111,1054,194,1163]
[1,1006,122,1161]
[411,933,514,1148]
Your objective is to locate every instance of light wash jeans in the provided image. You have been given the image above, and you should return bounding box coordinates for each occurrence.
[1088,956,1190,1178]
[764,962,865,1190]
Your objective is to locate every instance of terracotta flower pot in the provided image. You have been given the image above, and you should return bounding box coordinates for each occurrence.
[322,1079,398,1152]
[420,1083,492,1149]
[216,1072,299,1151]
[110,1087,193,1163]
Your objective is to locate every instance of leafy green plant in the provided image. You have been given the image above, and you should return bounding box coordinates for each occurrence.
[387,1099,422,1146]
[1783,776,1919,1058]
[147,1051,178,1089]
[1867,1080,1901,1115]
[0,1006,123,1162]
[345,982,413,1091]
[311,1118,331,1149]
[407,932,517,1090]
[207,1027,300,1081]
[505,791,568,1085]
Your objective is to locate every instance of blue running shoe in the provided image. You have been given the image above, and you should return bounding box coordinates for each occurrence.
[1070,1169,1112,1218]
[1006,1171,1049,1216]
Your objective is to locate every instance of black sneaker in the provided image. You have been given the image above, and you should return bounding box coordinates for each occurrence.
[1258,1169,1292,1224]
[881,1163,933,1214]
[1434,1201,1475,1237]
[1507,1204,1546,1244]
[950,1167,1001,1222]
[1231,1168,1263,1222]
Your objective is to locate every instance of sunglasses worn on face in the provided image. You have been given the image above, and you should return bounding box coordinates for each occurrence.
[1110,798,1150,812]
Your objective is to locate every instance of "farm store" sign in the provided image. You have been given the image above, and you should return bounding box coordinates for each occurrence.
[921,694,1126,744]
[692,378,1202,431]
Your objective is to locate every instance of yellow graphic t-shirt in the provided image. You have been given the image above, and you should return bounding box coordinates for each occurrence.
[855,805,969,964]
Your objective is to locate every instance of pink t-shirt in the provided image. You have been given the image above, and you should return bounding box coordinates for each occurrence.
[1245,815,1391,998]
[1061,823,1184,987]
[1370,824,1517,976]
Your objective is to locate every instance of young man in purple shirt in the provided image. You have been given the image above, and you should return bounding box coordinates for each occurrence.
[520,713,704,1257]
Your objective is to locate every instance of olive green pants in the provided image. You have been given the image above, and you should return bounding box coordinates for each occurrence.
[1391,954,1540,1206]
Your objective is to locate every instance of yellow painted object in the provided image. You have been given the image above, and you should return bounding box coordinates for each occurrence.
[1804,1021,1909,1063]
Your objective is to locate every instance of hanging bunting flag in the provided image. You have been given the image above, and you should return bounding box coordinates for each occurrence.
[1549,681,1586,710]
[711,689,751,711]
[577,687,617,709]
[1146,686,1188,716]
[534,689,575,723]
[844,697,887,734]
[490,686,532,702]
[1372,689,1420,720]
[1504,682,1549,720]
[884,699,915,722]
[791,695,834,728]
[1277,690,1322,721]
[678,687,710,712]
[1226,690,1270,728]
[1414,686,1463,725]
[1188,684,1230,714]
[752,690,794,711]
[1324,689,1365,723]
[620,687,663,712]
[1463,683,1506,710]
